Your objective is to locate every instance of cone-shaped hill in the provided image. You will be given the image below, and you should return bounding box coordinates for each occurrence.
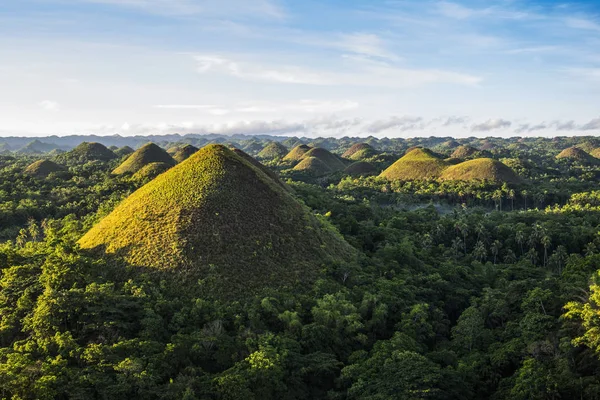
[25,160,66,178]
[293,157,332,176]
[380,148,449,181]
[115,146,135,157]
[344,161,377,177]
[591,148,600,159]
[59,142,117,163]
[232,148,291,192]
[440,158,521,183]
[113,143,176,175]
[283,144,311,162]
[303,148,346,171]
[173,145,199,163]
[342,143,378,161]
[556,147,598,164]
[79,144,355,299]
[451,145,479,158]
[132,162,172,182]
[258,142,288,160]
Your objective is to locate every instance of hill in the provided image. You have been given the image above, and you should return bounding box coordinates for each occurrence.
[440,158,521,183]
[303,148,346,171]
[59,142,118,163]
[283,144,312,162]
[590,148,600,159]
[379,148,449,181]
[18,140,61,154]
[79,144,355,299]
[257,142,288,160]
[24,160,67,178]
[131,162,172,182]
[115,146,135,157]
[556,147,598,164]
[342,143,378,161]
[293,156,332,176]
[112,143,176,175]
[172,144,199,163]
[438,140,460,150]
[344,161,377,177]
[451,145,479,158]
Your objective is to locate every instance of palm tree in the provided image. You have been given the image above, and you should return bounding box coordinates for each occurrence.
[507,189,516,211]
[522,190,529,210]
[473,241,487,262]
[515,230,525,255]
[541,235,551,267]
[491,240,502,264]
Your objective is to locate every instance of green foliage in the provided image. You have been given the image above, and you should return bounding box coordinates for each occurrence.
[342,143,378,161]
[258,142,288,160]
[24,160,67,178]
[172,145,199,163]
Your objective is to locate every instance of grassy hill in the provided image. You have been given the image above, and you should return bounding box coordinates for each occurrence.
[115,146,135,157]
[24,160,67,178]
[283,144,312,162]
[440,158,521,183]
[18,140,61,154]
[132,162,173,182]
[113,143,176,175]
[173,145,199,163]
[556,147,598,164]
[590,148,600,159]
[293,156,332,176]
[58,142,117,163]
[79,144,355,299]
[379,148,449,181]
[303,148,346,171]
[257,142,288,160]
[342,143,378,161]
[344,161,377,177]
[451,145,479,158]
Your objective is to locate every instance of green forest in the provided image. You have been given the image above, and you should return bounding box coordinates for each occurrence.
[3,134,600,399]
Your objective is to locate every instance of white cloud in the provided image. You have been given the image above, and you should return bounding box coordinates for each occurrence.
[471,119,512,132]
[338,33,399,60]
[565,17,600,32]
[39,100,60,111]
[154,100,359,115]
[193,54,482,87]
[155,104,218,110]
[365,116,424,133]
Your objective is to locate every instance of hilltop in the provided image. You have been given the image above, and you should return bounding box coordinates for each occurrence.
[172,144,199,163]
[58,142,117,163]
[342,143,378,161]
[380,148,449,181]
[24,160,67,178]
[283,144,312,162]
[257,142,288,160]
[112,143,176,175]
[293,156,332,176]
[79,144,355,299]
[451,145,480,158]
[18,140,62,154]
[303,147,346,171]
[114,146,135,157]
[556,147,598,164]
[440,158,521,183]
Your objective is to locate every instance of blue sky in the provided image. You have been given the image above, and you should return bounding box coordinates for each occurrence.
[2,0,600,137]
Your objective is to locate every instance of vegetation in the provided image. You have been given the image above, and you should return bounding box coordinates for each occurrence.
[556,146,598,164]
[131,161,173,182]
[4,134,600,399]
[303,148,346,171]
[293,156,333,176]
[112,143,176,175]
[115,145,135,157]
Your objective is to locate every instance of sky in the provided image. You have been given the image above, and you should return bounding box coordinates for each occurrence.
[2,0,600,138]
